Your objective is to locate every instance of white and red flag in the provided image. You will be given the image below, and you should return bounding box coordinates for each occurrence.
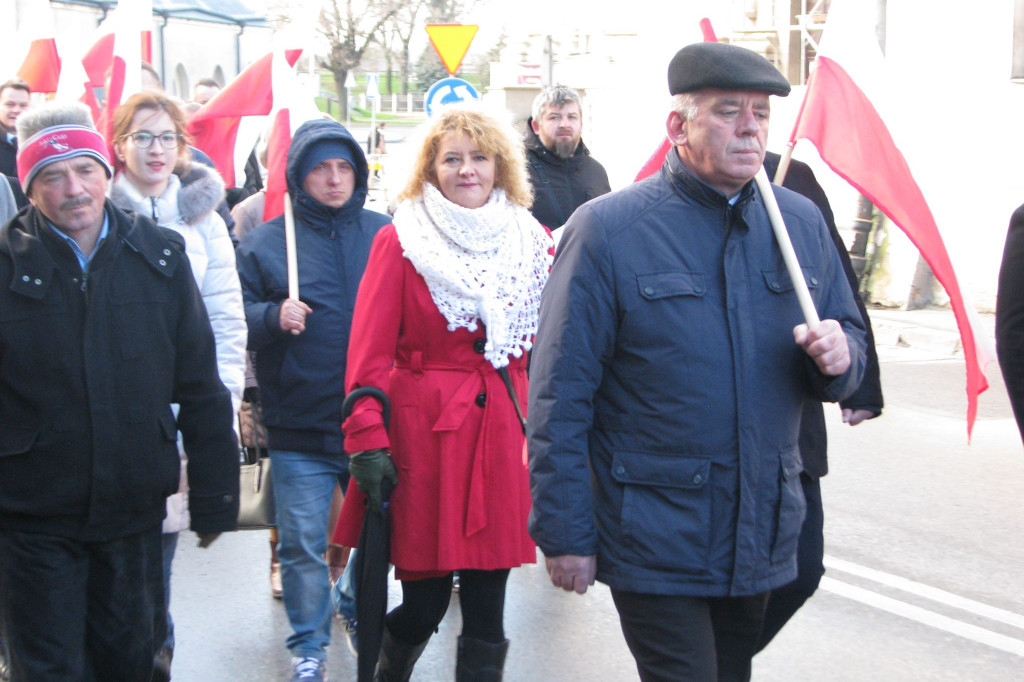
[186,49,303,197]
[99,0,152,145]
[789,0,994,436]
[54,0,152,138]
[261,49,323,221]
[2,0,62,94]
[634,8,993,436]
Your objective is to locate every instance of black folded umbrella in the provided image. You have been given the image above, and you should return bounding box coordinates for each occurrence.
[341,386,394,682]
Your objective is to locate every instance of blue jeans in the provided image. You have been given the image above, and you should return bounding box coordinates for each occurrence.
[271,449,350,660]
[331,548,358,621]
[161,532,179,651]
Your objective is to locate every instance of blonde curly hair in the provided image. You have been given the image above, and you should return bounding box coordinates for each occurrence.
[397,105,533,208]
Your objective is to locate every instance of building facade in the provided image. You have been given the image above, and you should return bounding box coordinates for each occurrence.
[46,0,273,100]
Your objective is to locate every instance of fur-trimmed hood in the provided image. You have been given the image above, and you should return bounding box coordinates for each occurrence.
[110,162,225,226]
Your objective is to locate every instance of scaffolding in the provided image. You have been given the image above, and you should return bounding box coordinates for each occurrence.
[726,0,831,86]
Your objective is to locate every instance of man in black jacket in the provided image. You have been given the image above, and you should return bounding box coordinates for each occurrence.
[753,152,884,653]
[0,102,239,681]
[0,78,30,209]
[524,85,611,232]
[997,203,1024,442]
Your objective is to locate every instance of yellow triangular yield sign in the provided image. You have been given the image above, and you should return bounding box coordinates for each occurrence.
[425,24,479,76]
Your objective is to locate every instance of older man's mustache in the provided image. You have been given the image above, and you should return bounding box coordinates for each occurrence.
[59,196,93,211]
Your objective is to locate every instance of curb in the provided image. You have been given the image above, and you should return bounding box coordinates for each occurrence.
[866,308,995,356]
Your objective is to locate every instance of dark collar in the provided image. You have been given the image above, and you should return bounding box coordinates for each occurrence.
[664,146,756,209]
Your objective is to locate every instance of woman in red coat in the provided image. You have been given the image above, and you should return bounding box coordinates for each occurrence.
[333,105,552,680]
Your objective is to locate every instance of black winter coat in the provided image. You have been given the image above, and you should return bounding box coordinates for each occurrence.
[765,153,884,477]
[0,203,239,541]
[524,121,611,230]
[997,203,1024,442]
[0,135,27,209]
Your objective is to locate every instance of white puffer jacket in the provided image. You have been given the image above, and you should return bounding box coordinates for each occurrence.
[111,164,247,533]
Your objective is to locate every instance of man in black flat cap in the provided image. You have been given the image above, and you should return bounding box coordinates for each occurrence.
[527,42,869,681]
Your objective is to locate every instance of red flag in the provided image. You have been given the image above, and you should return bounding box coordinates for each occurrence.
[100,1,151,146]
[81,33,115,90]
[789,0,993,436]
[58,2,152,131]
[18,41,61,94]
[6,0,61,93]
[263,106,292,222]
[187,49,302,190]
[262,49,323,221]
[633,19,718,182]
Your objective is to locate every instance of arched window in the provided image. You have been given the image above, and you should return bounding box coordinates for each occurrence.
[174,64,189,101]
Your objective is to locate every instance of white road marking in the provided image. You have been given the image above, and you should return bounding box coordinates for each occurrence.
[820,556,1024,657]
[820,578,1024,658]
[824,555,1024,630]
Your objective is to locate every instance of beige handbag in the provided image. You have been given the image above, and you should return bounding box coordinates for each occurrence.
[236,398,275,529]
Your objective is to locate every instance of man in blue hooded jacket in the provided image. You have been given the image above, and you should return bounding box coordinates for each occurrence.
[236,118,389,681]
[527,42,868,681]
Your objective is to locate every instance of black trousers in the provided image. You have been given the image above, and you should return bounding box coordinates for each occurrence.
[386,569,510,645]
[611,590,769,682]
[0,525,165,682]
[756,472,825,651]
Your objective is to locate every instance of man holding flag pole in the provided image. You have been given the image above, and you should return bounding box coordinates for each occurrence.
[527,41,868,681]
[236,85,390,677]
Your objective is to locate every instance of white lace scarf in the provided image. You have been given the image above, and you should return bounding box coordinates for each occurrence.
[393,183,552,368]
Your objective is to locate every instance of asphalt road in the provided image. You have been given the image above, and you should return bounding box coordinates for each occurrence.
[165,321,1024,681]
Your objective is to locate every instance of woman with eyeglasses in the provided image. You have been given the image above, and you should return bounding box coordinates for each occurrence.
[108,90,247,681]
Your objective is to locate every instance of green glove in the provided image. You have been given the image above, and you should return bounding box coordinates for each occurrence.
[348,448,397,510]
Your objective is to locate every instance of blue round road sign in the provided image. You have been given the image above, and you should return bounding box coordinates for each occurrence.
[425,78,480,117]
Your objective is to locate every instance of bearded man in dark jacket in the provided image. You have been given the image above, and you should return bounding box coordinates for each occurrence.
[0,102,238,682]
[236,118,390,680]
[524,85,611,232]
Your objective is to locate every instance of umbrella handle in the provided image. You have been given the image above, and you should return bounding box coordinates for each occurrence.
[343,386,395,508]
[342,386,391,431]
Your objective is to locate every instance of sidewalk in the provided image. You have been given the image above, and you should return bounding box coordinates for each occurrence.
[866,306,996,355]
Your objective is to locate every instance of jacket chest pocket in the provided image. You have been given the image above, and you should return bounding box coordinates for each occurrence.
[611,450,712,575]
[626,271,708,347]
[761,267,819,298]
[636,271,706,301]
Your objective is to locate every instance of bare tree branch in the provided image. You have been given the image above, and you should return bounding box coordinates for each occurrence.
[317,0,401,118]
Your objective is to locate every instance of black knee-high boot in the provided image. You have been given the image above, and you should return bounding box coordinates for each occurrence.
[374,627,429,682]
[455,636,509,682]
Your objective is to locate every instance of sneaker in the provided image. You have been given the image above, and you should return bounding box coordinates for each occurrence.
[340,616,358,657]
[270,561,283,599]
[290,656,326,681]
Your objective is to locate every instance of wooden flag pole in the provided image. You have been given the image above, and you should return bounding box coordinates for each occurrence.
[773,141,796,187]
[284,192,300,335]
[753,165,820,328]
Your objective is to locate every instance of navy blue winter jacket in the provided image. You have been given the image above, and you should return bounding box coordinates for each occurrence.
[527,148,867,597]
[236,119,389,456]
